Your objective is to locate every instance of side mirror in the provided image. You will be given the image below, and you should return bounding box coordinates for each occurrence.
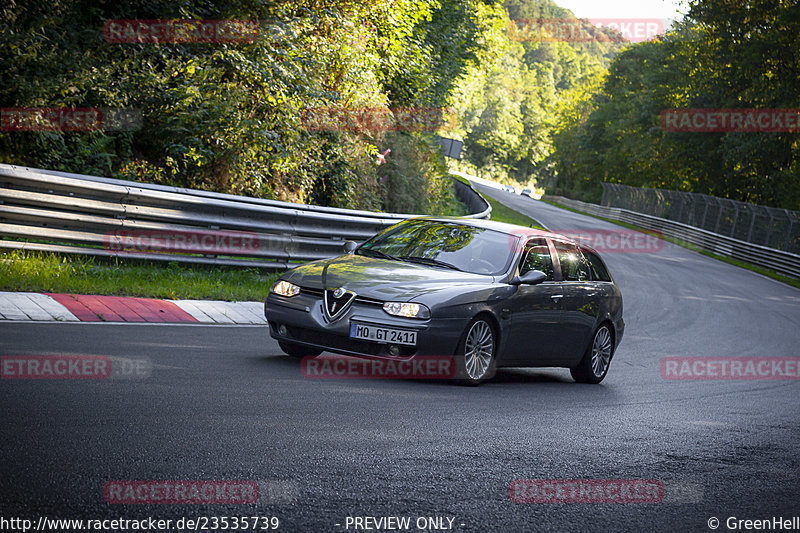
[343,241,358,254]
[510,270,547,286]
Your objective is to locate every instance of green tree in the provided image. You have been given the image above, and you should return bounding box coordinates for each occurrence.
[0,0,495,214]
[550,0,800,209]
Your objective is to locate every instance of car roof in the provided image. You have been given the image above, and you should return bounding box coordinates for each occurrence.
[411,216,588,249]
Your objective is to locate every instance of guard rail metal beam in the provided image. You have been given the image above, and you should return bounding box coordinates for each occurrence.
[544,195,800,280]
[0,164,491,270]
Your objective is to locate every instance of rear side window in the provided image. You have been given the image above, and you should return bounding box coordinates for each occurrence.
[583,249,612,282]
[520,238,554,280]
[553,241,591,282]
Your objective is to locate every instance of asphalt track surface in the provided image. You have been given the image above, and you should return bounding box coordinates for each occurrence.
[2,190,799,532]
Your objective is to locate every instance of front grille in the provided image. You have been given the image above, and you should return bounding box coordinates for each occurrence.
[299,286,383,308]
[354,296,384,307]
[300,287,323,297]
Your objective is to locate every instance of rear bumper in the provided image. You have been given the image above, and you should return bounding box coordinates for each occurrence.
[264,293,466,359]
[614,317,625,349]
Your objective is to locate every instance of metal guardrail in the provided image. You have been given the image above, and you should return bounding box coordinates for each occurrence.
[452,177,491,215]
[601,182,800,254]
[544,195,800,280]
[0,164,491,270]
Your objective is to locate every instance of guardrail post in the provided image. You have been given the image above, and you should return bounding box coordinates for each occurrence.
[700,196,709,228]
[746,209,757,243]
[764,212,774,247]
[714,205,723,234]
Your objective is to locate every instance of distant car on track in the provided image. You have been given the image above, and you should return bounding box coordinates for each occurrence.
[502,185,516,193]
[520,188,534,197]
[265,217,624,385]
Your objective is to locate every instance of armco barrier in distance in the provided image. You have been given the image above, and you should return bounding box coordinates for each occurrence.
[543,194,800,280]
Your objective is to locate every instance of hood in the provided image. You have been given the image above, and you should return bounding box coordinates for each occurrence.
[281,254,493,301]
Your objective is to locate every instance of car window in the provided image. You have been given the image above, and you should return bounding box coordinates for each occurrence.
[583,249,612,282]
[553,241,591,281]
[357,219,516,275]
[520,238,554,280]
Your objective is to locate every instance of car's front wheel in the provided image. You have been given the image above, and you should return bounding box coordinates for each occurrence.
[278,341,322,359]
[570,324,614,384]
[454,317,497,385]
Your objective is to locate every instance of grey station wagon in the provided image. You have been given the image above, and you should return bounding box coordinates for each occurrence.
[265,217,624,385]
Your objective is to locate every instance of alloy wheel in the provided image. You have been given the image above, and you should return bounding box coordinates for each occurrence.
[464,320,494,380]
[591,326,613,378]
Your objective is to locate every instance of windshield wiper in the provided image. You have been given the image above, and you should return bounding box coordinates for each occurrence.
[399,255,463,271]
[357,248,399,261]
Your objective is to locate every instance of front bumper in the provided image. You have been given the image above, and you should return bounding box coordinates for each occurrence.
[264,292,465,359]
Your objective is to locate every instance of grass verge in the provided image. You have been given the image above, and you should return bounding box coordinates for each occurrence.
[542,200,800,290]
[0,250,280,301]
[483,194,545,229]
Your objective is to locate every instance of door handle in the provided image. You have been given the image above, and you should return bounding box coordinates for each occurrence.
[551,294,563,302]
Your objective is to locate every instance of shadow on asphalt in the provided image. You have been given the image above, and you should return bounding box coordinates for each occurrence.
[248,353,596,390]
[491,368,574,384]
[247,353,303,369]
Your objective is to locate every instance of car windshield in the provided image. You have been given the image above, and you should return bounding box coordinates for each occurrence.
[357,219,516,275]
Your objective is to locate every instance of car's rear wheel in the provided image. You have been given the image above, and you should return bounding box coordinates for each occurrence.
[570,324,614,384]
[454,317,497,385]
[278,341,322,359]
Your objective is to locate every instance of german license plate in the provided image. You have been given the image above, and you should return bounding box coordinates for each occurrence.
[350,323,417,346]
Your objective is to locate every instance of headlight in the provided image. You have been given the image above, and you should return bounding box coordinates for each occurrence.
[382,302,430,319]
[272,280,300,297]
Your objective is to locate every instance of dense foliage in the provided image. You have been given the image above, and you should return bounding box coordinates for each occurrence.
[3,0,796,212]
[450,0,622,188]
[550,0,800,209]
[0,0,496,214]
